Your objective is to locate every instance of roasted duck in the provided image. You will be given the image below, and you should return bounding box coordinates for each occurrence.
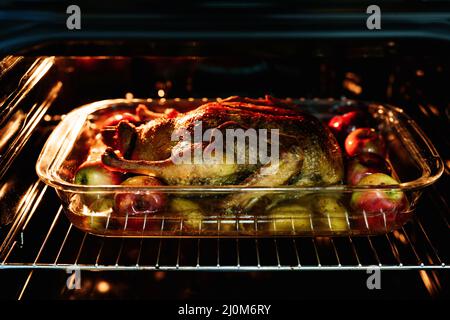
[102,96,343,189]
[101,96,343,211]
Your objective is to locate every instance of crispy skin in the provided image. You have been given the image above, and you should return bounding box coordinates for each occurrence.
[102,96,343,187]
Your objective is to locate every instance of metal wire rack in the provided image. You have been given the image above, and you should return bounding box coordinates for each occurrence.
[0,180,448,272]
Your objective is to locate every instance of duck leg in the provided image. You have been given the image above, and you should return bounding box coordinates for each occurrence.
[102,147,241,185]
[222,147,304,212]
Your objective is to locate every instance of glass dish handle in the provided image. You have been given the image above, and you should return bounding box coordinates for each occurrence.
[404,117,444,183]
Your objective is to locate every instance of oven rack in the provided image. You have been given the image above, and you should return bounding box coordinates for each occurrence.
[0,181,448,272]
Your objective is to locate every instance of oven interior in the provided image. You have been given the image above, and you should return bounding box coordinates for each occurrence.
[0,39,448,299]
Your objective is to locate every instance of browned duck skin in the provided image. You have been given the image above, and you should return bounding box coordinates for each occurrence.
[101,96,343,189]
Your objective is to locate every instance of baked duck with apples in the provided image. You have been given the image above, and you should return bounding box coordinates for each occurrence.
[99,96,343,211]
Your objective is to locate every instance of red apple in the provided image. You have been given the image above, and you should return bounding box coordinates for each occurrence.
[74,160,124,205]
[345,128,385,157]
[114,176,167,216]
[346,152,391,185]
[350,173,406,231]
[328,111,368,141]
[102,112,139,128]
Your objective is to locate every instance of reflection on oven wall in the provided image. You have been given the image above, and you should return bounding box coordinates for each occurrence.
[46,41,448,122]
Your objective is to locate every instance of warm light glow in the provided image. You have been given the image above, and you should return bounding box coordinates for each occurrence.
[125,92,134,100]
[343,80,362,95]
[418,104,429,117]
[416,69,425,77]
[392,230,407,244]
[420,270,439,297]
[97,281,110,293]
[154,271,166,281]
[158,89,165,97]
[332,121,340,128]
[428,105,440,116]
[0,182,10,199]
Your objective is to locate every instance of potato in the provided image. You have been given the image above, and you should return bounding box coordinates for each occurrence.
[169,198,203,231]
[312,196,349,232]
[267,202,312,233]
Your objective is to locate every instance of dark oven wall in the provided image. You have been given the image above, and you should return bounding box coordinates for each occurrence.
[41,39,447,110]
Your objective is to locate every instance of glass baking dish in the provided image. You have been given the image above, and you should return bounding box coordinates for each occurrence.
[36,98,443,237]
